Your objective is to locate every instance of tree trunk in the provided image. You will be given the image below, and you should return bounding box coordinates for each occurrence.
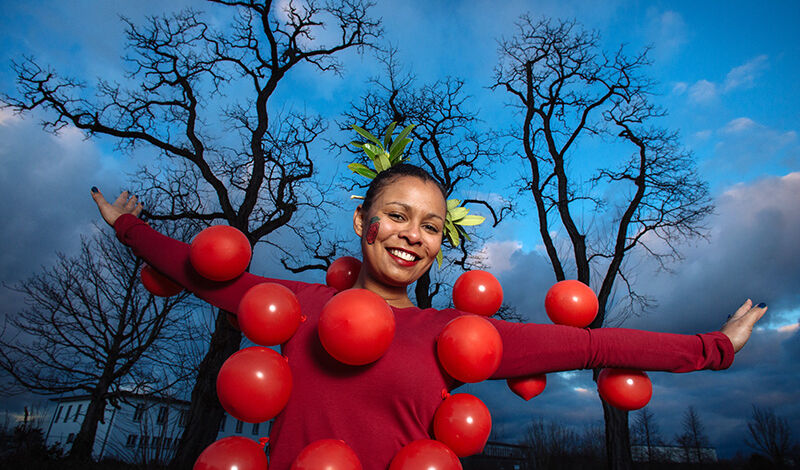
[68,386,109,460]
[602,400,632,470]
[170,308,242,470]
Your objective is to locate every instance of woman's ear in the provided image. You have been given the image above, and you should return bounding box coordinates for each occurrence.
[353,205,365,237]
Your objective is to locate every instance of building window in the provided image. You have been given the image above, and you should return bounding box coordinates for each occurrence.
[219,415,226,432]
[67,433,75,444]
[73,404,82,422]
[156,406,168,424]
[179,410,188,427]
[235,420,243,434]
[63,405,72,423]
[252,422,259,435]
[126,434,138,448]
[133,404,145,422]
[54,406,63,423]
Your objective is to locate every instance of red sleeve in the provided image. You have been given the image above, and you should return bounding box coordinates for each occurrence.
[114,214,308,313]
[487,318,735,379]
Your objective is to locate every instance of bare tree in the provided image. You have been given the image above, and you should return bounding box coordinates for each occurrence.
[675,405,711,465]
[336,49,511,308]
[3,2,381,467]
[491,16,713,469]
[631,407,664,464]
[745,405,794,467]
[0,230,190,461]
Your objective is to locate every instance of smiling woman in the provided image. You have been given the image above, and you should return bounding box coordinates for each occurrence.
[90,163,766,470]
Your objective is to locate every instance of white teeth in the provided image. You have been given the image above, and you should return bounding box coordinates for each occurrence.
[389,249,416,261]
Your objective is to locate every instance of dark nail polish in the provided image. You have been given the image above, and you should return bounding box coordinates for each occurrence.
[757,302,767,308]
[91,186,98,193]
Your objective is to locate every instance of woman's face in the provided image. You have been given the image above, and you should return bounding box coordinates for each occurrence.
[354,176,447,289]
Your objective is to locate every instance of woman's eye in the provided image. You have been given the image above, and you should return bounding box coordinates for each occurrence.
[424,225,440,233]
[389,213,404,220]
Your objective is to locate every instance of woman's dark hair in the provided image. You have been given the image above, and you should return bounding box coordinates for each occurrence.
[361,163,447,212]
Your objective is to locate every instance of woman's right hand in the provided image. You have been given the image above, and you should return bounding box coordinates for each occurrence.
[90,187,143,227]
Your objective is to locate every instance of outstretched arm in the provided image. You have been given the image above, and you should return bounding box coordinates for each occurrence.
[489,300,767,379]
[90,188,308,312]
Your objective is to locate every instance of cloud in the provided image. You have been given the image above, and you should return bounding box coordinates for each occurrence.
[723,55,769,92]
[688,80,719,104]
[685,55,770,105]
[645,9,689,60]
[0,111,125,289]
[473,240,524,273]
[710,118,799,172]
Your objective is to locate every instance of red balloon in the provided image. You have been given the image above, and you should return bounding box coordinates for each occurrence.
[190,225,252,281]
[216,347,292,423]
[290,439,362,470]
[389,439,462,470]
[194,436,268,470]
[506,374,547,401]
[141,264,183,297]
[597,368,652,411]
[436,315,503,383]
[318,289,395,365]
[452,270,503,316]
[238,283,302,346]
[544,280,599,328]
[326,256,362,291]
[433,393,491,457]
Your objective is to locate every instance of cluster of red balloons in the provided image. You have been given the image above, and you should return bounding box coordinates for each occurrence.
[542,280,652,410]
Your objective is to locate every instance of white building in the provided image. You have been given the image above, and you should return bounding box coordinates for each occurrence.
[44,393,270,464]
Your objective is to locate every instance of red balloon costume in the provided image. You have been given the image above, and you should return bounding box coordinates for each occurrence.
[114,214,735,470]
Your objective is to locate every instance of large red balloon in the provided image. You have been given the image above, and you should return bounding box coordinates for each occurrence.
[238,283,302,346]
[452,270,503,316]
[597,368,652,411]
[544,280,599,328]
[436,315,503,383]
[389,439,462,470]
[190,225,252,281]
[433,393,491,457]
[326,256,362,291]
[194,436,268,470]
[506,374,547,401]
[318,289,395,365]
[290,439,362,470]
[141,264,183,297]
[216,347,292,423]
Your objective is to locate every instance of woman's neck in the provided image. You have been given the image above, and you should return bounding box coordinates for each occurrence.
[352,276,415,309]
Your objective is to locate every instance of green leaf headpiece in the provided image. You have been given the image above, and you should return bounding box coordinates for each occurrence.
[347,122,485,266]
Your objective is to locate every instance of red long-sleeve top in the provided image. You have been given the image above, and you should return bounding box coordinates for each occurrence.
[114,214,734,469]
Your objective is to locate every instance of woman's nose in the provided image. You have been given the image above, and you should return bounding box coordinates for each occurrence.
[399,226,421,244]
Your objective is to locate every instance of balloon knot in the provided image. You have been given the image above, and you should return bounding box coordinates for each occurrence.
[300,315,307,322]
[259,437,270,448]
[441,389,450,400]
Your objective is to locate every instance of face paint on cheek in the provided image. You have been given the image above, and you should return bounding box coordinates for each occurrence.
[365,216,380,245]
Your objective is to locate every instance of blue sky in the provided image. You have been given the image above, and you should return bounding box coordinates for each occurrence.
[1,0,798,459]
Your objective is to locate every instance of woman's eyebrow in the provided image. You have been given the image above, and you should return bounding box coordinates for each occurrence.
[385,201,444,221]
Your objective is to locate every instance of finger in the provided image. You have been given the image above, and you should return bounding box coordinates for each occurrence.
[112,191,130,209]
[90,187,109,207]
[744,303,768,326]
[730,299,753,321]
[132,202,144,218]
[124,194,138,212]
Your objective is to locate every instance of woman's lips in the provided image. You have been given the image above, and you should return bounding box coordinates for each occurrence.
[386,248,419,266]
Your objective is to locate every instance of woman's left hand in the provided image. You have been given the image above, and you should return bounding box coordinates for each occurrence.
[720,299,768,353]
